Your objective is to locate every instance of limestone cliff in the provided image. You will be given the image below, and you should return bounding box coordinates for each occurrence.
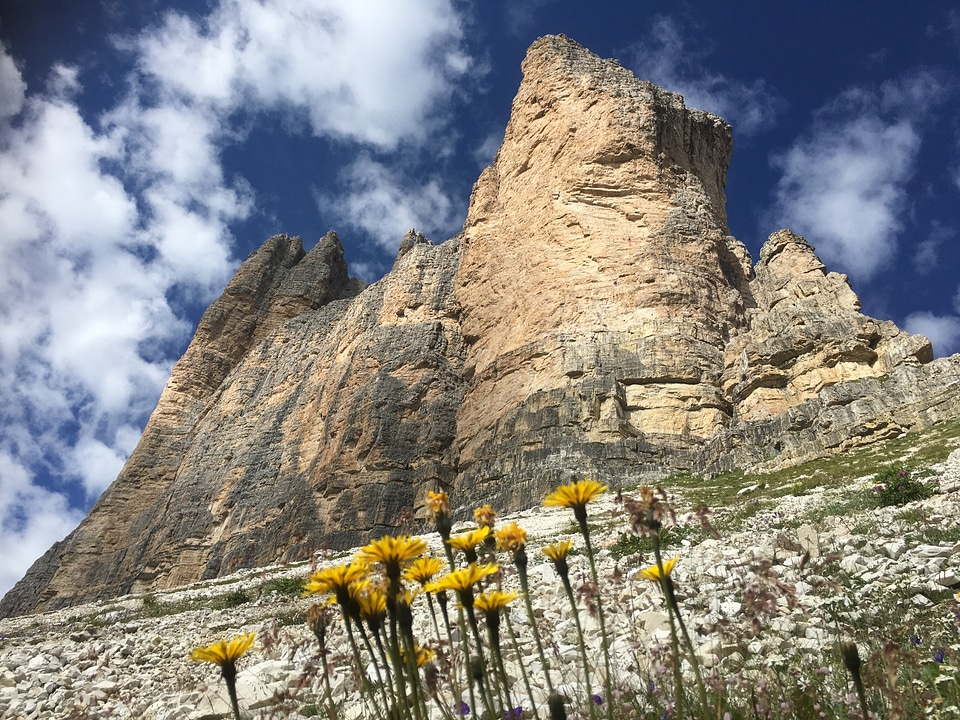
[4,35,960,617]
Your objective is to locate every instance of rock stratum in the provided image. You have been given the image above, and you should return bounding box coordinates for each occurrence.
[4,34,960,617]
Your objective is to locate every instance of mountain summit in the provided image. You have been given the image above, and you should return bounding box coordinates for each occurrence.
[4,35,959,617]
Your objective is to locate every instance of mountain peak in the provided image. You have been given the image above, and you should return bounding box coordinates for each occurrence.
[3,36,958,618]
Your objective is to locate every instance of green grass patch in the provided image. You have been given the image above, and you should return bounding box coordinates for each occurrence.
[261,576,306,596]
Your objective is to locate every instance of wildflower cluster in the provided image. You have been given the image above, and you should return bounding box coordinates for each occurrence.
[185,477,960,720]
[873,466,937,506]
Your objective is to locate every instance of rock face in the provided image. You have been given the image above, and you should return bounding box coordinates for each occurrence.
[4,34,960,617]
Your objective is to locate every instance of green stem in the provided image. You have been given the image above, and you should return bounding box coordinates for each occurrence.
[454,604,481,719]
[559,573,597,720]
[579,518,614,718]
[487,620,515,714]
[518,565,556,695]
[221,667,241,720]
[504,609,539,717]
[345,619,388,720]
[427,592,463,711]
[358,621,394,717]
[463,598,498,718]
[652,539,684,720]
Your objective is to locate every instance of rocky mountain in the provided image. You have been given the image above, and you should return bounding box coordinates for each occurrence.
[4,34,960,618]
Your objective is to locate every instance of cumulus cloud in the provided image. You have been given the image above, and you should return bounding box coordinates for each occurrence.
[134,0,470,149]
[626,16,783,135]
[318,154,462,252]
[767,72,948,281]
[0,44,26,119]
[904,311,960,358]
[0,450,85,597]
[0,0,473,598]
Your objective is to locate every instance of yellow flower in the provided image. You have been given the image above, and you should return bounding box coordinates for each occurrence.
[404,556,446,587]
[426,490,449,518]
[357,586,387,622]
[639,556,679,582]
[447,527,491,555]
[495,522,527,552]
[544,479,608,521]
[473,590,518,616]
[541,540,573,562]
[474,504,496,528]
[356,535,427,580]
[190,632,256,667]
[403,644,436,668]
[426,562,498,594]
[303,561,370,597]
[191,632,256,718]
[416,646,436,667]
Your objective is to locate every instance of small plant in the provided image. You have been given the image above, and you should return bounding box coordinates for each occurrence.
[873,467,935,507]
[214,588,252,609]
[262,576,306,596]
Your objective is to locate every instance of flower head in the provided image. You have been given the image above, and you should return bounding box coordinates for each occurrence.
[306,603,332,648]
[303,561,370,598]
[191,633,256,719]
[190,633,256,668]
[473,589,518,617]
[448,527,491,561]
[474,504,496,529]
[304,561,370,620]
[542,540,573,582]
[544,479,608,522]
[427,490,449,518]
[357,586,387,623]
[356,535,427,578]
[404,556,446,587]
[427,490,453,540]
[639,556,679,582]
[541,540,573,563]
[495,522,527,553]
[427,562,498,596]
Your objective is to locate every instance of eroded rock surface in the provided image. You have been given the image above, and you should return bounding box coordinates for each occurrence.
[4,35,959,617]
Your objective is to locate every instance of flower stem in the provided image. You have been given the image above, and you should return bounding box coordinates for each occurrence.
[578,517,614,717]
[504,609,539,718]
[559,571,598,720]
[517,562,556,695]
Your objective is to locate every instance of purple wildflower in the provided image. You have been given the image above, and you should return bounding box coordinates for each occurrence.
[458,700,470,716]
[935,649,946,663]
[593,694,603,705]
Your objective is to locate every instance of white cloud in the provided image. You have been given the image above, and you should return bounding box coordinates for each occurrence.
[626,16,782,135]
[0,44,26,119]
[318,154,461,253]
[0,451,85,598]
[0,0,474,599]
[768,82,931,280]
[133,0,470,149]
[904,311,960,358]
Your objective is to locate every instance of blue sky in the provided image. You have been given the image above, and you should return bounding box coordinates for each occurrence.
[1,0,959,599]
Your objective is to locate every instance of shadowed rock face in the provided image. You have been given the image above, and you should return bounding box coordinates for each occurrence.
[4,35,958,617]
